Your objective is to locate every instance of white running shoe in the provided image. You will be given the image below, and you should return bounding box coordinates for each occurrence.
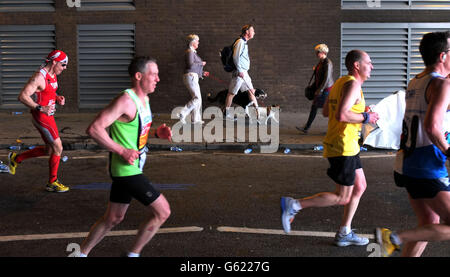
[280,197,298,234]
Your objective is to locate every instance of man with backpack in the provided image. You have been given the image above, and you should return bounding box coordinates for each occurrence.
[224,24,259,120]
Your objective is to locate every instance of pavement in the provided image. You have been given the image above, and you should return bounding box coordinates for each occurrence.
[0,111,328,153]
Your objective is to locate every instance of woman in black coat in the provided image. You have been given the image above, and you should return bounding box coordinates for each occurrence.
[298,44,334,134]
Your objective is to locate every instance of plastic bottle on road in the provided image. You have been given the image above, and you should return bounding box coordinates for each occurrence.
[244,148,253,154]
[283,148,291,154]
[170,146,183,152]
[62,156,68,162]
[9,146,21,151]
[0,161,9,173]
[313,145,323,151]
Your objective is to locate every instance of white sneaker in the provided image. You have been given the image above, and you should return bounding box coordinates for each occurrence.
[225,114,236,122]
[281,197,298,233]
[334,230,369,247]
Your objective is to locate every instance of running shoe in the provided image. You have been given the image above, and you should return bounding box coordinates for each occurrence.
[8,152,18,175]
[46,180,70,193]
[334,230,369,247]
[225,114,237,122]
[375,227,401,257]
[281,197,298,233]
[295,126,308,134]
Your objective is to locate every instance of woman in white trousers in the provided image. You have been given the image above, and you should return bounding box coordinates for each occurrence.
[179,34,209,124]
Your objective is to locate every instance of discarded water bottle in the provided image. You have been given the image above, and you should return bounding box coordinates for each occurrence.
[9,146,21,151]
[61,156,68,162]
[360,146,368,151]
[11,112,23,115]
[28,146,36,150]
[313,145,323,151]
[244,148,253,154]
[283,148,291,154]
[0,161,9,173]
[170,146,183,152]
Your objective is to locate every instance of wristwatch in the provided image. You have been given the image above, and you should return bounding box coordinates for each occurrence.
[35,105,42,112]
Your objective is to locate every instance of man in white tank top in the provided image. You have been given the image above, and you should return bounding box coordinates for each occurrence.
[376,31,450,257]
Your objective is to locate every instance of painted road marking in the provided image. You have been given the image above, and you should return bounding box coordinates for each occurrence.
[70,155,107,159]
[0,226,375,243]
[0,226,204,243]
[62,153,395,159]
[1,152,394,160]
[72,182,196,191]
[213,153,394,159]
[39,152,202,159]
[217,226,375,240]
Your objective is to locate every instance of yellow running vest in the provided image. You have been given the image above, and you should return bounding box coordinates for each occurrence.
[323,75,365,158]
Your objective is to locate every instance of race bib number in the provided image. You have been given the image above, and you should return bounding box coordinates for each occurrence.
[138,146,148,171]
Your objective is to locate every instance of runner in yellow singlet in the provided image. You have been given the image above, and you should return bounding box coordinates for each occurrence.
[281,50,379,247]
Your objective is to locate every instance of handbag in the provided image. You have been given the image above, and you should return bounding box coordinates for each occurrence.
[304,71,316,101]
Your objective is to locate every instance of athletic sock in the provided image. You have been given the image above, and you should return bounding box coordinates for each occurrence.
[127,252,140,257]
[339,226,351,236]
[15,146,46,163]
[292,199,302,212]
[390,232,402,246]
[49,154,61,183]
[225,107,231,117]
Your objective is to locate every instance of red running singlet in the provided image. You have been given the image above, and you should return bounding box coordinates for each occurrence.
[31,68,60,144]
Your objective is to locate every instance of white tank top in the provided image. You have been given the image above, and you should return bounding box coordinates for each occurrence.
[394,72,450,178]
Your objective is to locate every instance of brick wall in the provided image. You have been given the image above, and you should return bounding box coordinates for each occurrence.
[1,0,450,112]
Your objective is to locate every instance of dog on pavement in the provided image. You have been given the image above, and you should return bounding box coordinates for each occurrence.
[206,88,267,110]
[207,88,278,124]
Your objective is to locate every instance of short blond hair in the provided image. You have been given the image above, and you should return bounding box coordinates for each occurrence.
[186,34,199,46]
[314,44,329,54]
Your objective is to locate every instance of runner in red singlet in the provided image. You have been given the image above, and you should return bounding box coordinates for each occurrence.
[8,50,69,192]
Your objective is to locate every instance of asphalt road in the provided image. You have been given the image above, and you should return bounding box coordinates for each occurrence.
[0,149,449,260]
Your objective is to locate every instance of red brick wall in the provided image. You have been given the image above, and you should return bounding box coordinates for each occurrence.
[1,0,450,112]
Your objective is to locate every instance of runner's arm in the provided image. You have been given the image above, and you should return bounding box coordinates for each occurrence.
[336,80,378,124]
[86,93,139,165]
[18,73,45,110]
[424,78,450,154]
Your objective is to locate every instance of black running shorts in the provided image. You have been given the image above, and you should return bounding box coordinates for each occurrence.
[327,154,363,186]
[110,174,160,206]
[394,171,450,199]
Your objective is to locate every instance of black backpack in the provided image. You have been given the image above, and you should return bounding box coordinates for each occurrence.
[220,38,240,72]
